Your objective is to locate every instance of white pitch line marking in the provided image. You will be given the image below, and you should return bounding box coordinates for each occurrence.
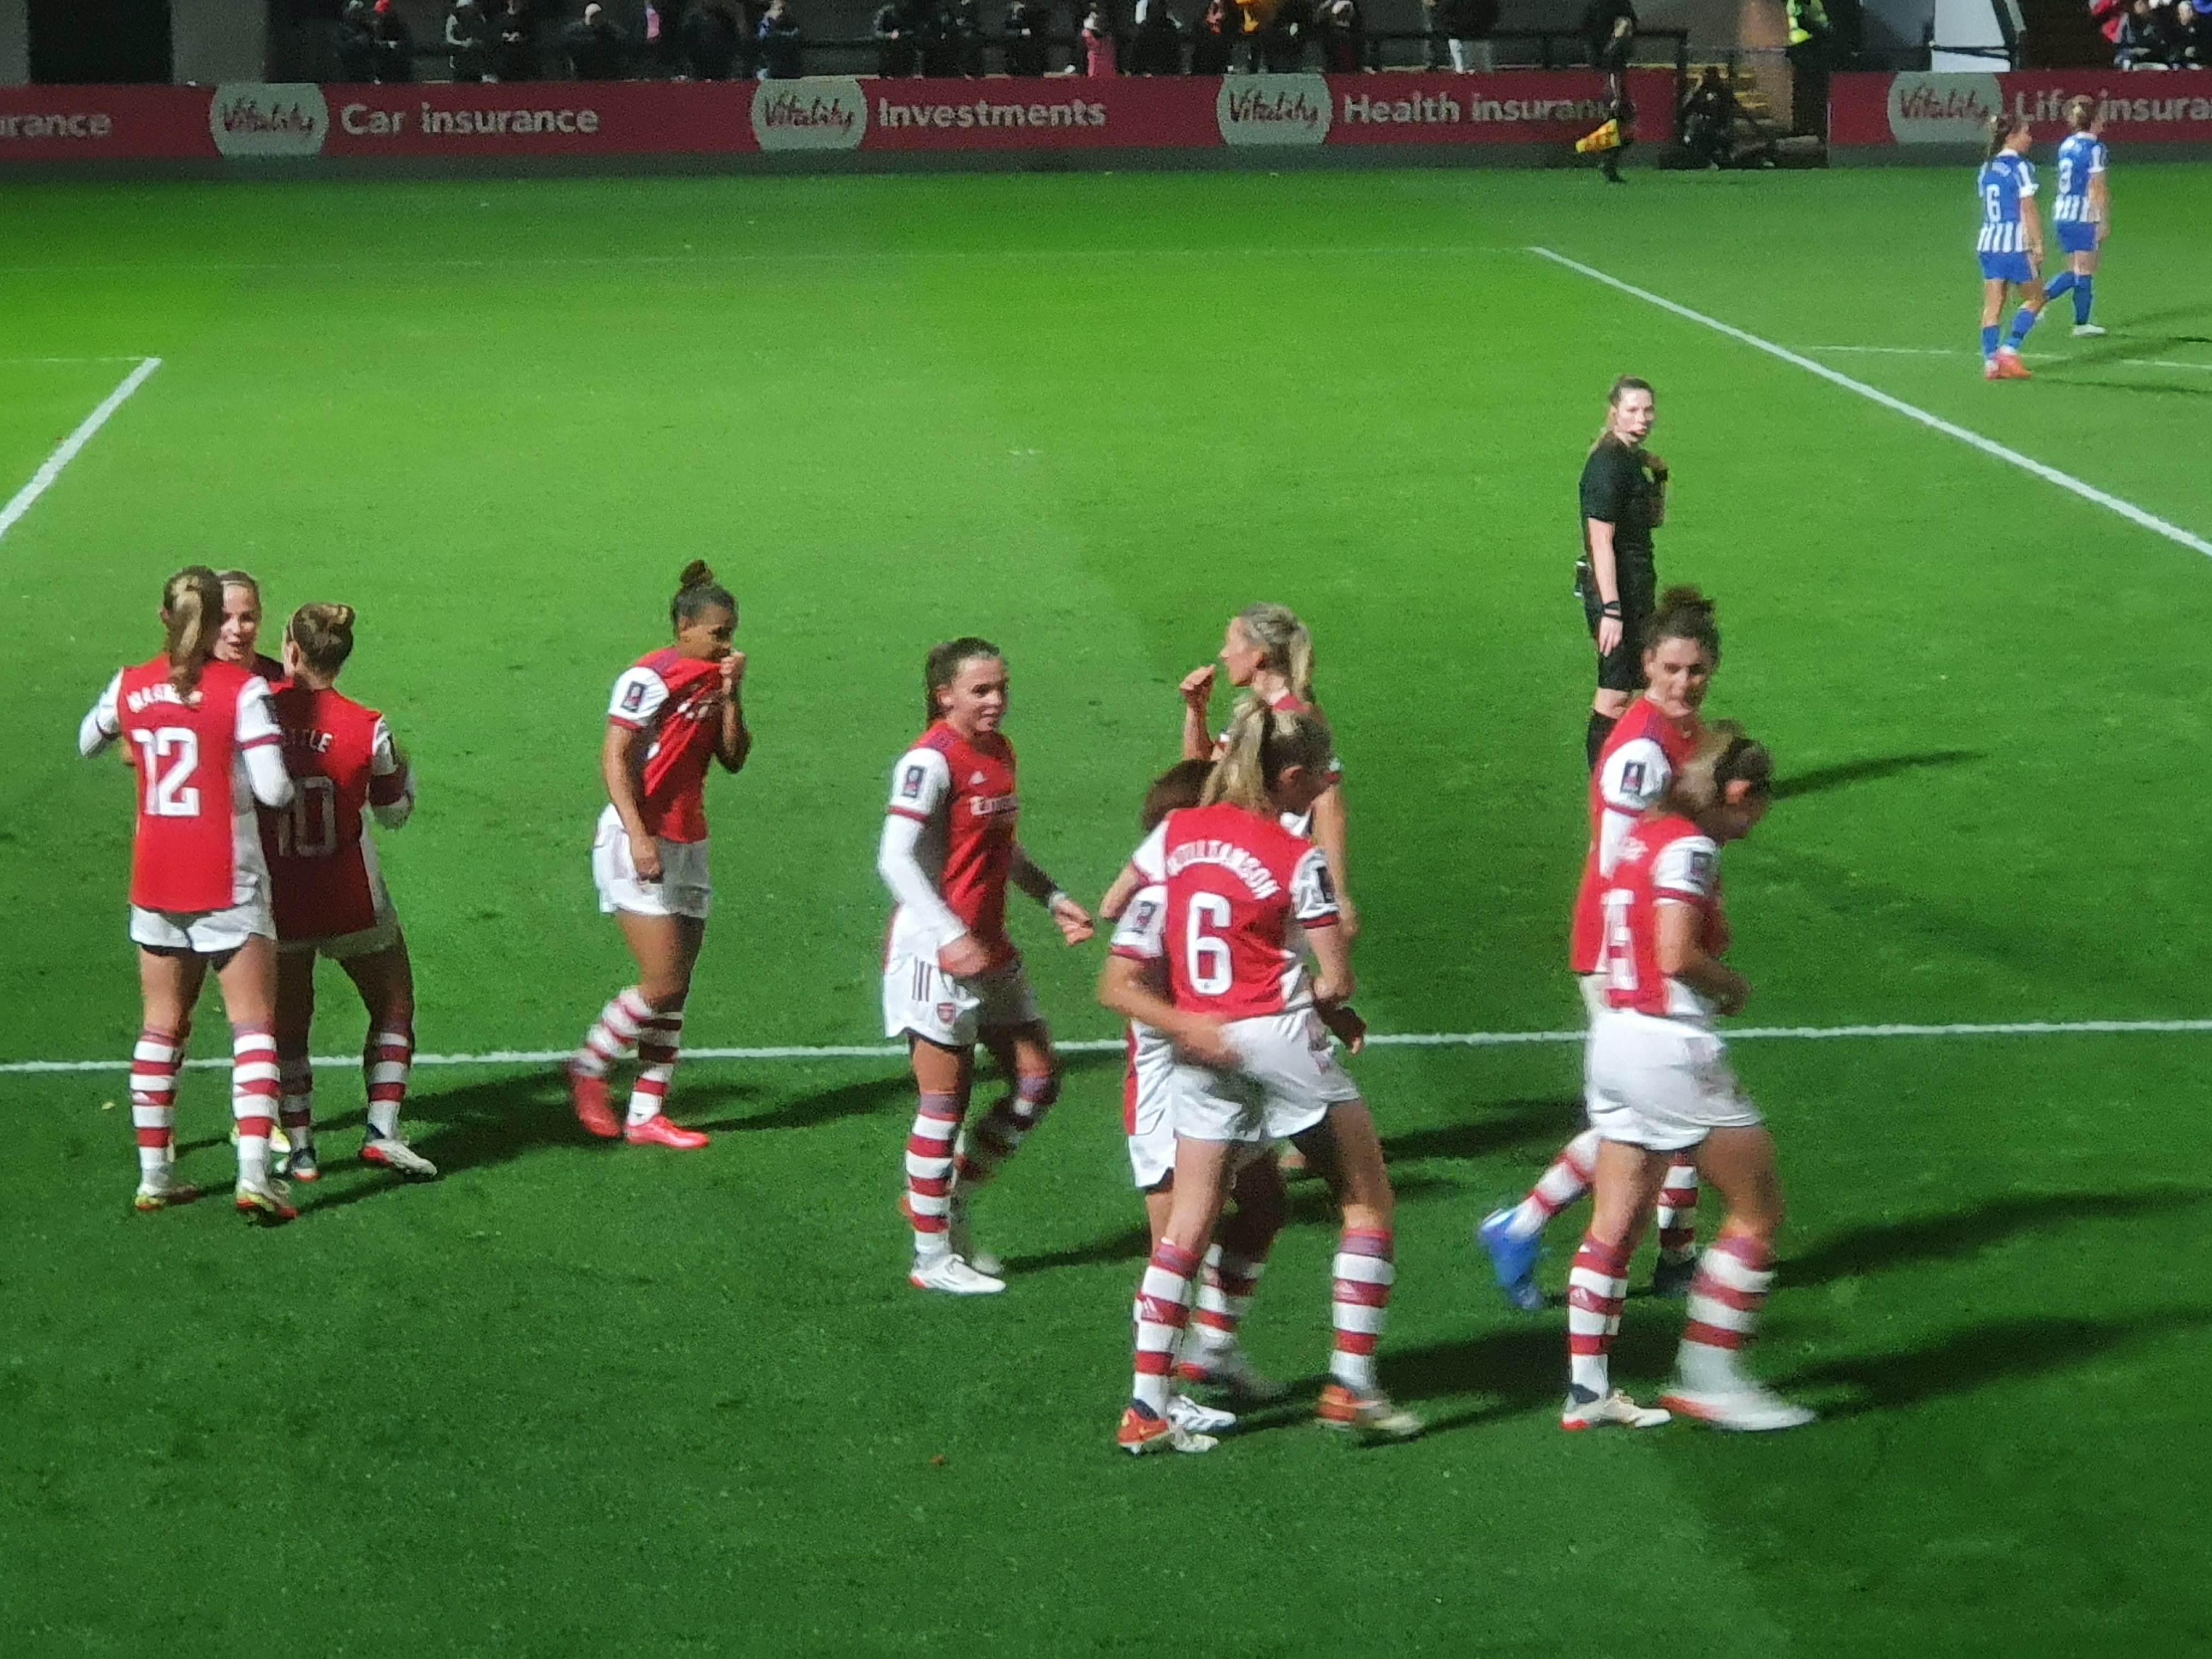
[7,1018,2212,1075]
[1530,247,2212,561]
[0,355,161,543]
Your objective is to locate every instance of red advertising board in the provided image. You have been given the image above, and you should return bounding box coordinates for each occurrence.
[1,74,1669,166]
[0,84,213,161]
[1832,69,2212,146]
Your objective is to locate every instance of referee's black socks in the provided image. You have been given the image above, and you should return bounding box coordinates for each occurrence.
[1587,711,1618,772]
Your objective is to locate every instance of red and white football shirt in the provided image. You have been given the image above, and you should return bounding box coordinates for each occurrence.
[89,657,282,913]
[1212,686,1342,837]
[1130,801,1339,1019]
[1109,883,1174,1134]
[607,648,726,844]
[1599,813,1731,1020]
[884,721,1020,968]
[1570,696,1702,974]
[260,683,405,941]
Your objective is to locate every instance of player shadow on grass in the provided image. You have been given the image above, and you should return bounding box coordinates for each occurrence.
[1781,1306,2212,1418]
[689,1047,1125,1136]
[998,1170,1462,1277]
[1785,1186,2212,1287]
[1771,751,1982,802]
[1381,1098,1585,1166]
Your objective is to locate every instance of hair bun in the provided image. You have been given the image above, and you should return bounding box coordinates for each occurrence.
[678,560,715,590]
[1656,584,1711,614]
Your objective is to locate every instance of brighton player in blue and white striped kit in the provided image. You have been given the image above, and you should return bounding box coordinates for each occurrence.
[1976,113,2047,382]
[2041,95,2108,338]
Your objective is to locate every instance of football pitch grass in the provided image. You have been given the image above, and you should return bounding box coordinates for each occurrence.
[5,163,2212,1654]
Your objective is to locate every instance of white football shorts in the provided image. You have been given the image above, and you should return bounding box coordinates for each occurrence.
[592,804,711,921]
[1583,1008,1763,1153]
[1125,1020,1178,1190]
[1172,1008,1363,1148]
[131,891,275,957]
[882,951,1040,1048]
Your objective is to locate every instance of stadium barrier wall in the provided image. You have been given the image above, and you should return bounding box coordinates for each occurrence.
[0,71,1673,174]
[1830,69,2212,163]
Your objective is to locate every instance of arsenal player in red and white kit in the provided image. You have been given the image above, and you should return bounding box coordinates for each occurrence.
[79,567,299,1221]
[213,568,286,686]
[1565,723,1812,1432]
[1479,587,1722,1312]
[880,636,1094,1296]
[569,562,751,1150]
[257,603,434,1184]
[1101,702,1417,1455]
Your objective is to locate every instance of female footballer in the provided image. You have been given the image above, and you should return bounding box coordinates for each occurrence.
[213,569,287,684]
[1176,603,1355,934]
[1978,114,2049,381]
[1567,724,1812,1432]
[568,562,751,1149]
[1480,588,1722,1310]
[2041,95,2109,338]
[79,567,299,1220]
[880,637,1094,1296]
[1578,377,1669,766]
[1102,702,1417,1455]
[261,603,433,1183]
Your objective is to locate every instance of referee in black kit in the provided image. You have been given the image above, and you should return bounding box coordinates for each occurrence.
[1576,374,1667,768]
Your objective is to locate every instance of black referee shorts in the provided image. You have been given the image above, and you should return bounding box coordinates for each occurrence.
[1581,557,1656,693]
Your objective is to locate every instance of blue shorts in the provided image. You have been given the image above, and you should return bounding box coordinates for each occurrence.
[2057,221,2100,255]
[1979,250,2035,284]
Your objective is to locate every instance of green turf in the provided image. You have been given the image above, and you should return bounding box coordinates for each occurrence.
[3,166,2210,1655]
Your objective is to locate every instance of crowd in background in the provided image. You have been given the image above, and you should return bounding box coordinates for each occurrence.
[2094,0,2212,67]
[323,0,1539,80]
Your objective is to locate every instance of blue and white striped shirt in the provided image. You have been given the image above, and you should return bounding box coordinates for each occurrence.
[2054,132,2107,223]
[1976,151,2037,253]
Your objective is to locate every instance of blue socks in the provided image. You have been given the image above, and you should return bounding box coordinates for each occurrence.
[2074,275,2095,325]
[2007,304,2040,348]
[1981,323,2001,359]
[2043,270,2077,305]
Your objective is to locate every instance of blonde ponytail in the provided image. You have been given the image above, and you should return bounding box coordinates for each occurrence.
[1235,601,1314,703]
[1203,698,1334,812]
[161,566,224,695]
[1660,719,1773,818]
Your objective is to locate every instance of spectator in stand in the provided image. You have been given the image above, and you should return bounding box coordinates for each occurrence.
[337,0,379,79]
[2090,0,2127,51]
[1420,0,1446,67]
[2114,0,2165,62]
[564,2,628,76]
[370,0,415,81]
[1190,0,1234,68]
[875,0,919,71]
[919,0,961,75]
[447,0,493,78]
[1085,2,1119,71]
[1680,64,1736,167]
[953,0,989,72]
[496,0,537,77]
[1133,0,1182,71]
[1003,0,1051,71]
[758,0,805,75]
[2158,0,2208,63]
[1440,0,1498,70]
[1315,0,1362,69]
[685,0,742,75]
[1263,0,1310,69]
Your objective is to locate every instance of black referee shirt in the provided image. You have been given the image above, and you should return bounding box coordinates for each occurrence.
[1579,437,1659,564]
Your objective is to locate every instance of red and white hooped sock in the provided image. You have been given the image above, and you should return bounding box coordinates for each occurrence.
[1566,1233,1630,1397]
[1192,1203,1280,1355]
[1679,1233,1775,1390]
[904,1091,964,1259]
[954,1070,1058,1187]
[1329,1227,1395,1393]
[278,1056,315,1148]
[573,987,653,1080]
[1503,1128,1601,1240]
[1133,1239,1201,1415]
[231,1024,281,1184]
[365,1025,413,1139]
[626,1011,684,1128]
[130,1026,184,1180]
[1656,1154,1700,1263]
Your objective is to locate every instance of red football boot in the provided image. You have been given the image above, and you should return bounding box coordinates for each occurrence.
[570,1066,622,1138]
[624,1114,708,1149]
